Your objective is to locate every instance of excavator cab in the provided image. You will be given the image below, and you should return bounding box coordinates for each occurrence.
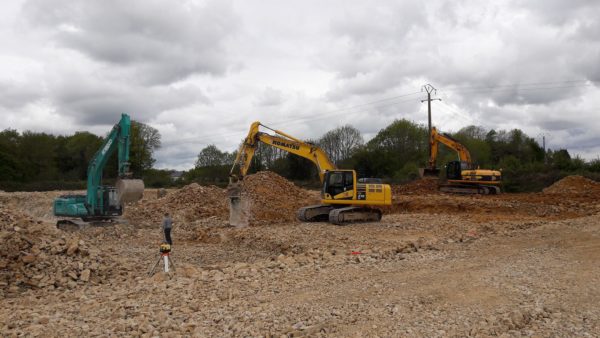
[323,170,355,200]
[445,161,463,180]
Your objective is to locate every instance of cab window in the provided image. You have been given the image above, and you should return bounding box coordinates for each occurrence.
[326,171,354,198]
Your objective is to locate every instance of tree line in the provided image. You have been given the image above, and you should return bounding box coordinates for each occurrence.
[0,121,163,191]
[2,118,599,192]
[185,119,600,192]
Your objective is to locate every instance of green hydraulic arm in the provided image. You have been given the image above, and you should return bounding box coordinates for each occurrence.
[85,113,133,214]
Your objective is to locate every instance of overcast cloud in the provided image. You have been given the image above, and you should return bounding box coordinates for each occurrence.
[1,0,599,169]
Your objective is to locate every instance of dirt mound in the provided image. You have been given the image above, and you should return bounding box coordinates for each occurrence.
[241,171,320,224]
[0,191,65,222]
[126,183,228,227]
[127,173,318,227]
[0,206,113,296]
[393,179,439,195]
[543,175,600,194]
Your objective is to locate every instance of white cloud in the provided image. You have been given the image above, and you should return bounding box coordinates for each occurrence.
[0,0,599,170]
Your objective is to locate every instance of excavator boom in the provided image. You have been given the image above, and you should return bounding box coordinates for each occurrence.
[428,127,472,169]
[231,122,336,182]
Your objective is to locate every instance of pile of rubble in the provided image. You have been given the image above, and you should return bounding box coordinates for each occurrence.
[543,175,600,194]
[392,178,439,195]
[126,183,228,226]
[0,206,113,296]
[0,191,63,221]
[241,171,319,224]
[127,172,317,227]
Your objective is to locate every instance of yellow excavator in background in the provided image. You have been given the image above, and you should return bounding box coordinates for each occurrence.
[229,121,392,225]
[422,127,502,194]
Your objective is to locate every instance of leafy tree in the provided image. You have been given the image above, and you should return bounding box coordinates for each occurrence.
[143,169,175,188]
[318,125,363,165]
[130,121,161,174]
[588,158,600,172]
[550,149,572,171]
[56,132,103,180]
[195,144,233,168]
[357,119,428,178]
[0,129,21,181]
[18,131,59,181]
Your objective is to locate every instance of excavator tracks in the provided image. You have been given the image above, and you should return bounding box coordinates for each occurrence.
[439,184,501,195]
[297,204,382,225]
[56,217,127,231]
[328,207,382,225]
[297,205,334,222]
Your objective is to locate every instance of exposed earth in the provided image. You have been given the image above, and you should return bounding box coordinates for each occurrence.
[1,173,599,337]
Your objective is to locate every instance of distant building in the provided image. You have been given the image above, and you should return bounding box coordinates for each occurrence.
[169,170,184,181]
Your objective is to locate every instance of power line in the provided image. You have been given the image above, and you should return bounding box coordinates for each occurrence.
[270,95,421,127]
[163,92,423,146]
[162,79,599,148]
[443,82,596,94]
[442,79,598,91]
[434,105,472,126]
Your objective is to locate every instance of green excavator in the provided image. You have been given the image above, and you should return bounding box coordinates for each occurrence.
[53,114,145,228]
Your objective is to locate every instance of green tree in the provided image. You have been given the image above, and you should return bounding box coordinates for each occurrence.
[550,149,572,170]
[18,131,59,181]
[56,132,103,180]
[195,144,231,167]
[130,121,161,175]
[355,119,428,178]
[318,125,363,165]
[0,129,21,181]
[454,126,492,167]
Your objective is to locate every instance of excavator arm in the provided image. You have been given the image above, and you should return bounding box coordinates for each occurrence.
[428,127,472,169]
[86,114,135,211]
[230,121,336,182]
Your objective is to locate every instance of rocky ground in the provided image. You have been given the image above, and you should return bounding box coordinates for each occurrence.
[1,174,599,337]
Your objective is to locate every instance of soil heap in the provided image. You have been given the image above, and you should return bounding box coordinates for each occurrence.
[0,206,113,297]
[240,171,320,224]
[125,183,228,226]
[543,175,600,194]
[392,178,439,195]
[126,172,318,227]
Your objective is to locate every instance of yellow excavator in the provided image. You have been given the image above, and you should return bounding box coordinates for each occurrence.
[229,121,392,225]
[422,127,502,194]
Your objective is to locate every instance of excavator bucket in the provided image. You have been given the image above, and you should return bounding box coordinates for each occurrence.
[116,178,145,204]
[419,167,440,179]
[227,178,248,227]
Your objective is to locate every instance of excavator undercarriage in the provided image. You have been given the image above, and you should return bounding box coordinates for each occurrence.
[438,182,501,195]
[297,205,383,225]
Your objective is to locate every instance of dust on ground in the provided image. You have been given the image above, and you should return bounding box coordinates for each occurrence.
[1,174,599,336]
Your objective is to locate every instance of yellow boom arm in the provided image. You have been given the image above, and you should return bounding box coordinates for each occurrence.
[230,122,337,182]
[429,127,472,168]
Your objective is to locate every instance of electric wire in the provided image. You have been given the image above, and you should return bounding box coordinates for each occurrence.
[163,92,422,146]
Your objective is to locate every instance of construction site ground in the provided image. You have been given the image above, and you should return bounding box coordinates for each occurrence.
[1,173,600,336]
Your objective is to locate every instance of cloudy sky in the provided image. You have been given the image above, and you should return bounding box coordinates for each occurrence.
[1,0,599,169]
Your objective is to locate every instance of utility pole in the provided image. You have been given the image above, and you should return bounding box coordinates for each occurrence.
[421,84,441,161]
[542,134,546,164]
[543,135,546,152]
[538,133,546,163]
